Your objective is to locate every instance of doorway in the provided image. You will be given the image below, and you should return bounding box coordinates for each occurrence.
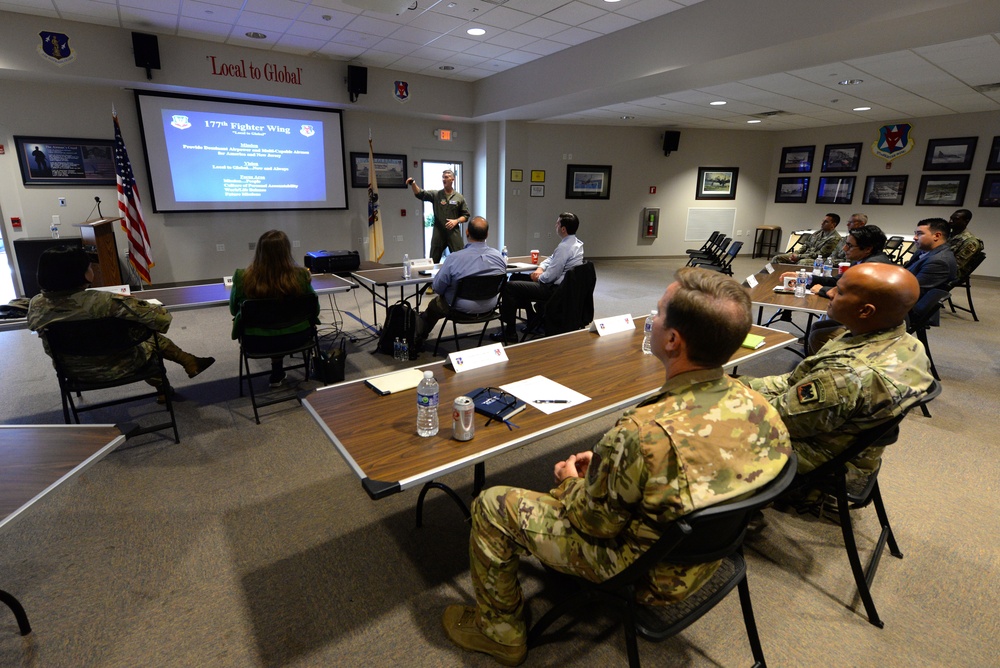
[420,160,463,259]
[0,202,16,302]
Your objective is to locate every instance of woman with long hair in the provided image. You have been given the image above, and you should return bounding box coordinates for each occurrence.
[230,230,318,386]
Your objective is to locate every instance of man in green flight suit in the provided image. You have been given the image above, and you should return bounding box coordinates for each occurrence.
[441,268,791,666]
[740,262,933,479]
[771,213,842,265]
[406,169,470,263]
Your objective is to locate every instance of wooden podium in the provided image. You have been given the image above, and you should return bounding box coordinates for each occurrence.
[74,217,122,287]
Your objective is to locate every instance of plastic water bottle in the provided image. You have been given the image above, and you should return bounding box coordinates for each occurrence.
[795,269,807,298]
[823,257,833,277]
[642,309,656,355]
[400,337,409,360]
[416,370,439,437]
[501,245,509,264]
[402,253,411,280]
[812,255,822,276]
[50,223,59,239]
[394,337,401,361]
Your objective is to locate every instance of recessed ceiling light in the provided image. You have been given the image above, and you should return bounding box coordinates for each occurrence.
[467,28,486,36]
[322,14,332,21]
[838,79,863,85]
[620,115,634,120]
[853,106,872,111]
[439,65,455,71]
[710,101,726,106]
[747,119,762,124]
[245,31,267,39]
[604,0,622,3]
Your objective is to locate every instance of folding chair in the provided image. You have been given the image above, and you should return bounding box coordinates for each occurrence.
[42,318,180,443]
[946,249,985,322]
[692,240,743,275]
[520,261,596,341]
[431,273,506,355]
[236,293,321,424]
[882,236,905,262]
[686,237,730,266]
[529,454,797,668]
[907,288,951,381]
[685,231,721,258]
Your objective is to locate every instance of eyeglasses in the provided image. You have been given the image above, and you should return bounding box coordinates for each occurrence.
[469,387,521,429]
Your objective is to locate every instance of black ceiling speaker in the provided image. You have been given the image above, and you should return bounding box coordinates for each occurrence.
[663,130,680,156]
[347,65,368,103]
[132,32,160,80]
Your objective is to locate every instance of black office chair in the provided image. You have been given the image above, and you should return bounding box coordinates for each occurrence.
[692,240,743,275]
[431,273,506,355]
[785,413,919,628]
[521,261,597,341]
[907,288,951,381]
[236,293,321,424]
[946,249,985,322]
[528,454,797,668]
[42,318,180,443]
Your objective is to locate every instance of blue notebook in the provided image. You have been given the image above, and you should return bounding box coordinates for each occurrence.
[468,387,527,423]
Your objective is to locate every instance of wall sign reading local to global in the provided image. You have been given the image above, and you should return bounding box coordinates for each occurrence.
[207,55,303,85]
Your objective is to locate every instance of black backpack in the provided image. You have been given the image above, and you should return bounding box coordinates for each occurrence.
[377,300,417,359]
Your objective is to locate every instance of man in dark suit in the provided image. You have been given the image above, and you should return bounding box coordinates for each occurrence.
[904,218,957,297]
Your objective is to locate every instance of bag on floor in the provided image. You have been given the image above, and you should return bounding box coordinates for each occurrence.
[377,300,417,359]
[315,338,347,385]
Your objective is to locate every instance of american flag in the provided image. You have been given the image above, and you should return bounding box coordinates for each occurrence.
[113,110,154,284]
[367,131,385,262]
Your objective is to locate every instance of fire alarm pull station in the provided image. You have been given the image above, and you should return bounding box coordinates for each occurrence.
[642,208,659,239]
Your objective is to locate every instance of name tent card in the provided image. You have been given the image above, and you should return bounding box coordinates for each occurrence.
[746,274,759,288]
[87,284,131,295]
[764,263,775,274]
[223,275,233,288]
[589,314,634,336]
[449,343,509,373]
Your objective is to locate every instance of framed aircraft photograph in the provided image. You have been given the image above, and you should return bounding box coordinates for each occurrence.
[923,136,977,171]
[774,177,810,203]
[696,167,739,199]
[815,176,856,204]
[779,145,814,173]
[565,164,612,199]
[862,175,908,205]
[821,143,863,172]
[916,174,969,206]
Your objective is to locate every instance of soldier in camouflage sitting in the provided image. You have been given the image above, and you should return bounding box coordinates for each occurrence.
[947,208,984,281]
[441,268,791,666]
[740,263,933,481]
[27,245,215,402]
[771,213,842,265]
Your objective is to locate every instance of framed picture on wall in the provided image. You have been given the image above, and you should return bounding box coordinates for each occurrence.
[779,146,814,173]
[565,164,612,199]
[774,177,810,203]
[349,152,408,188]
[530,170,546,182]
[923,136,977,171]
[530,185,545,197]
[979,174,1000,207]
[986,136,1000,170]
[14,135,117,186]
[862,175,908,205]
[916,174,969,206]
[815,176,855,204]
[510,169,523,182]
[821,143,862,172]
[696,167,739,199]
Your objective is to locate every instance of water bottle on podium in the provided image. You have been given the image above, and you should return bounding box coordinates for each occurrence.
[416,370,439,437]
[402,253,411,280]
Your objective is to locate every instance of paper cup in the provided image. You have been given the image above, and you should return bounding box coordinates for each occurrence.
[838,262,850,275]
[530,249,540,263]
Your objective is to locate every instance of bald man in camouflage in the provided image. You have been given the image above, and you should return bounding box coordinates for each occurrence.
[741,263,933,480]
[441,268,791,666]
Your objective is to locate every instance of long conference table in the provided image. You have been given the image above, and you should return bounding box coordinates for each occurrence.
[0,424,127,635]
[303,320,796,502]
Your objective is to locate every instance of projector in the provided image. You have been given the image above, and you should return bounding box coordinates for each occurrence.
[304,250,360,274]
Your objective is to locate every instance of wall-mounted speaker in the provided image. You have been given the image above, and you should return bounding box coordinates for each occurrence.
[662,130,680,156]
[347,65,368,102]
[132,32,160,80]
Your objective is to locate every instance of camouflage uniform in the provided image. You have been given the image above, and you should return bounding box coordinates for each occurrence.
[947,229,984,281]
[469,368,791,647]
[742,323,932,476]
[27,288,177,382]
[771,229,841,265]
[828,236,851,264]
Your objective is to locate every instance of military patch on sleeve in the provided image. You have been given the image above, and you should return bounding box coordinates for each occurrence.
[586,451,602,484]
[796,380,821,404]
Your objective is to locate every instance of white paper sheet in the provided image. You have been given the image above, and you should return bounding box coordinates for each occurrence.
[499,375,590,414]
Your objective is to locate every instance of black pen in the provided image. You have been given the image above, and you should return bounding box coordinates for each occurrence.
[534,399,569,404]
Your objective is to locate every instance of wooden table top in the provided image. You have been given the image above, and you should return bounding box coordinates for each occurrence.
[350,255,543,289]
[0,424,125,530]
[304,321,795,499]
[746,264,830,315]
[137,273,354,310]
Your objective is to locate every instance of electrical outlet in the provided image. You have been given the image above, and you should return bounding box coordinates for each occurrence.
[292,240,300,248]
[58,197,66,207]
[248,242,256,250]
[52,214,60,226]
[216,244,225,252]
[533,232,540,238]
[736,230,743,236]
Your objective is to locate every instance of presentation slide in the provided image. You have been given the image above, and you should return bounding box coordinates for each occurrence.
[135,93,347,212]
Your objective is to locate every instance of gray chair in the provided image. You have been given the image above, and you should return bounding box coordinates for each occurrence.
[431,273,506,355]
[42,318,179,443]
